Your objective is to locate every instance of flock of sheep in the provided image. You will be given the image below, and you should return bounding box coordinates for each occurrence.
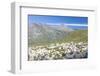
[28,42,88,61]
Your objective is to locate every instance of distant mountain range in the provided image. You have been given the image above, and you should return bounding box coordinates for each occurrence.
[28,23,87,46]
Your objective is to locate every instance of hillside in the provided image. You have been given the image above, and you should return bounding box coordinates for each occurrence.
[62,30,88,43]
[28,23,73,46]
[28,23,88,46]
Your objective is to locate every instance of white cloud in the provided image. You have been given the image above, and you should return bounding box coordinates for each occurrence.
[46,23,88,26]
[64,24,87,26]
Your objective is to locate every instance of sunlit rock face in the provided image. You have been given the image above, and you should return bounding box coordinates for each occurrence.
[28,42,88,61]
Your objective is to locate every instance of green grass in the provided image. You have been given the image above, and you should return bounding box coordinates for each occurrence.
[63,30,88,42]
[29,30,88,46]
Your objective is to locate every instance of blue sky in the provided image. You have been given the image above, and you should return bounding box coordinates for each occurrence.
[28,15,88,25]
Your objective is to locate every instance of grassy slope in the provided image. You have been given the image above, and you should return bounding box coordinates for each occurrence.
[29,30,88,46]
[63,30,88,42]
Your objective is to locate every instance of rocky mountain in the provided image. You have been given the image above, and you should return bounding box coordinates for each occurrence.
[28,23,74,46]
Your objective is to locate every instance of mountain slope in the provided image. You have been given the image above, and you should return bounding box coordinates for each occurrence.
[28,23,73,46]
[61,30,88,42]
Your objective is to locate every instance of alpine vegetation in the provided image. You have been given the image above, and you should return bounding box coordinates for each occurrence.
[28,15,88,61]
[28,42,87,61]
